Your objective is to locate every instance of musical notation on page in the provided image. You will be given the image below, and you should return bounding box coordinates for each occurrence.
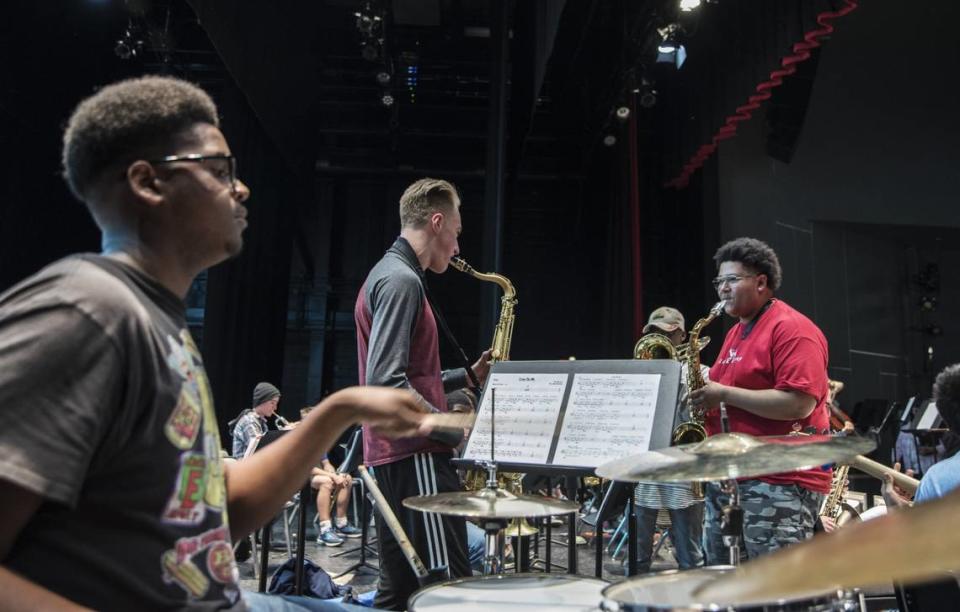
[553,373,661,468]
[462,372,568,464]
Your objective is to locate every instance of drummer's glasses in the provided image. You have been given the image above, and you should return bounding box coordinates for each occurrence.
[711,274,756,290]
[148,154,239,193]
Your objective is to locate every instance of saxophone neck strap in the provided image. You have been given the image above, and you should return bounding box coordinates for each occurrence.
[421,279,482,391]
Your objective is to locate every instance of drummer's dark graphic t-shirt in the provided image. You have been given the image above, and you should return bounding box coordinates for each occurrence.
[0,255,242,610]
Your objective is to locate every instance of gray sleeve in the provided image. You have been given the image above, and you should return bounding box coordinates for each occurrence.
[365,272,439,410]
[442,368,469,393]
[0,303,122,506]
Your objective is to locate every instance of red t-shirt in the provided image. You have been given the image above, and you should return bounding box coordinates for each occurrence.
[706,299,832,494]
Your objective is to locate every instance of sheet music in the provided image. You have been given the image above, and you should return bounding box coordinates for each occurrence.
[918,401,940,429]
[552,373,661,468]
[462,372,568,464]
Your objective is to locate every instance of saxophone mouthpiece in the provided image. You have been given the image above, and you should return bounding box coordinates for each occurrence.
[450,256,472,274]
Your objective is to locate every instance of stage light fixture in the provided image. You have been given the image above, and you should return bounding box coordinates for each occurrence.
[637,78,657,108]
[602,134,617,147]
[656,25,687,68]
[376,71,391,86]
[657,25,680,54]
[361,42,379,62]
[679,0,702,11]
[381,92,395,107]
[114,27,143,60]
[354,4,382,37]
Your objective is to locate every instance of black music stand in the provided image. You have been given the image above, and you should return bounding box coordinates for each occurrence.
[903,400,949,478]
[250,430,290,593]
[330,428,379,579]
[455,359,681,577]
[592,480,635,577]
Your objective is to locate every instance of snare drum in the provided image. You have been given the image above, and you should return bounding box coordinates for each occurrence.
[409,573,608,611]
[601,566,862,611]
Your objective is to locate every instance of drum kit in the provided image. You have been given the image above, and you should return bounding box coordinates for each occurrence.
[389,415,958,610]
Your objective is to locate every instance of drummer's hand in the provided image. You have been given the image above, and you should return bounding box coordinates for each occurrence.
[689,381,727,412]
[880,462,914,508]
[334,386,432,439]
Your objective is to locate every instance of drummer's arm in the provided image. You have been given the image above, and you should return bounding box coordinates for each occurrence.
[692,383,816,420]
[224,387,428,541]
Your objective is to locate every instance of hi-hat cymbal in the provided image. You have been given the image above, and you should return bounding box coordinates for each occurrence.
[696,487,960,602]
[595,432,875,483]
[403,488,579,519]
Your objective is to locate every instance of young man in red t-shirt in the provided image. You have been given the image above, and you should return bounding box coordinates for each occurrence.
[689,237,831,564]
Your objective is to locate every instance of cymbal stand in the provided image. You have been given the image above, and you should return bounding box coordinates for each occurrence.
[718,402,744,567]
[480,389,507,575]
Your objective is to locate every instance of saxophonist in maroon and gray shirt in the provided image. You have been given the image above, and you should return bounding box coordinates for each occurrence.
[355,178,491,610]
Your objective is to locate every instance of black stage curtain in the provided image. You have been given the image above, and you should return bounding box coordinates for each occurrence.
[201,80,302,444]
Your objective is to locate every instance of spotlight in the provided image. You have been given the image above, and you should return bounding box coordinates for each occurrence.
[354,6,382,36]
[615,106,631,122]
[919,296,938,312]
[114,26,143,60]
[381,92,395,107]
[657,25,680,54]
[656,25,687,68]
[679,0,701,11]
[602,134,617,147]
[376,71,391,86]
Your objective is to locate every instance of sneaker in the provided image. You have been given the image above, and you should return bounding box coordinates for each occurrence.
[317,529,344,547]
[335,524,363,539]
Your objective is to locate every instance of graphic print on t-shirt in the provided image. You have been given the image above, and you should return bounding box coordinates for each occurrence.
[719,348,742,365]
[159,330,237,599]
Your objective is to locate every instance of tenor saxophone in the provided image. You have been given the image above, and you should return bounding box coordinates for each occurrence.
[449,257,515,362]
[450,257,535,539]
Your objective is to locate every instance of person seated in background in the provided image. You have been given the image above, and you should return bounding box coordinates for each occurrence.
[884,363,960,508]
[231,381,282,457]
[312,454,362,547]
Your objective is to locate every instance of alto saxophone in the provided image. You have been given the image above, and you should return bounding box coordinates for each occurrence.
[672,301,726,446]
[820,463,854,525]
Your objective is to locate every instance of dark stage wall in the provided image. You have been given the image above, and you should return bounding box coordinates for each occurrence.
[714,0,960,412]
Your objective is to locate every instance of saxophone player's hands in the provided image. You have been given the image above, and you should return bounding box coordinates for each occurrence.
[471,349,494,386]
[689,380,728,413]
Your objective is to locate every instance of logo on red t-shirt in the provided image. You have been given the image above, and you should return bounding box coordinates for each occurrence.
[720,348,743,365]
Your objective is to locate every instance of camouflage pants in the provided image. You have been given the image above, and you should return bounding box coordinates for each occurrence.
[702,480,824,566]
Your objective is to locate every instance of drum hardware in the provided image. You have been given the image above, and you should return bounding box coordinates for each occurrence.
[403,467,579,575]
[694,487,960,604]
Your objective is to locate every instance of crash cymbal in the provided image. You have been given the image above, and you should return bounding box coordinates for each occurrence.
[696,488,960,602]
[403,488,579,519]
[595,432,875,483]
